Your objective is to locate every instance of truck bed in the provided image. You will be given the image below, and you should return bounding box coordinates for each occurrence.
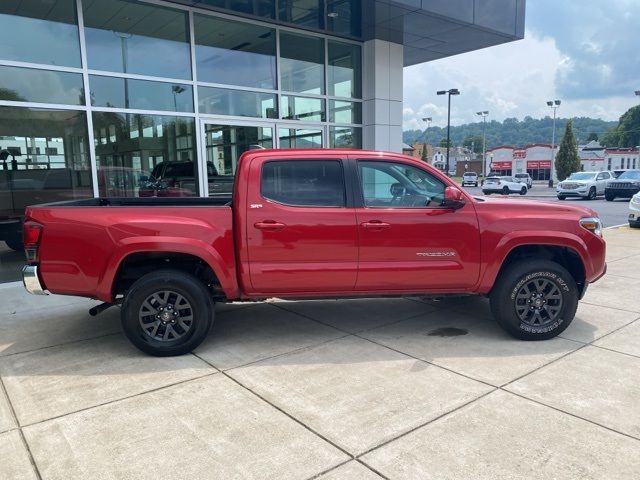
[39,196,232,208]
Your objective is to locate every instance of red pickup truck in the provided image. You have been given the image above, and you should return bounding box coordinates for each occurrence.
[21,149,606,356]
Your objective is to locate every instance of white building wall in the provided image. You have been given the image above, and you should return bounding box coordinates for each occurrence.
[362,40,403,152]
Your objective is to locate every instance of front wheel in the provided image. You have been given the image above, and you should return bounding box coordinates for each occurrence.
[587,187,596,200]
[519,186,527,195]
[121,269,214,356]
[557,195,566,201]
[490,260,578,340]
[502,186,509,195]
[605,193,615,201]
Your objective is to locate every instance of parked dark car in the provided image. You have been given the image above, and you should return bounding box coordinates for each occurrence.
[139,161,234,198]
[605,170,640,201]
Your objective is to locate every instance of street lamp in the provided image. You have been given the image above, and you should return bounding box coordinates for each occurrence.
[546,99,561,187]
[422,117,432,162]
[437,89,460,175]
[476,111,489,175]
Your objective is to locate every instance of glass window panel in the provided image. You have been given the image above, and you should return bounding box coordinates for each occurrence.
[194,15,276,89]
[278,128,323,148]
[198,87,277,119]
[90,76,193,112]
[92,113,198,197]
[328,41,361,98]
[327,0,362,37]
[0,0,80,67]
[197,0,275,19]
[280,33,325,94]
[281,96,325,122]
[329,100,361,124]
[330,126,361,148]
[0,66,84,105]
[83,0,191,80]
[279,0,323,29]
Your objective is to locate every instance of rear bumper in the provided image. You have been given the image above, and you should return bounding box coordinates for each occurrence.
[22,265,48,295]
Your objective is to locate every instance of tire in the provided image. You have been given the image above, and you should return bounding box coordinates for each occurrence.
[557,195,566,201]
[605,193,615,201]
[490,260,578,340]
[587,187,596,200]
[121,269,214,356]
[502,186,509,195]
[474,182,478,187]
[519,186,527,195]
[4,235,22,251]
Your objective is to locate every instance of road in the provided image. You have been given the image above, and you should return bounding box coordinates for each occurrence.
[461,185,632,228]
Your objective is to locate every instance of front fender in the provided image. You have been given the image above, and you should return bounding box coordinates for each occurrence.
[96,236,239,302]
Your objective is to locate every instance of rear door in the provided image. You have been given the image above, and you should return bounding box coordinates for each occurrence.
[245,156,358,294]
[596,171,610,194]
[352,157,481,291]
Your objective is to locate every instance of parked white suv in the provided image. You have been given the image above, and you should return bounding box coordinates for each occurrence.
[556,171,612,200]
[514,173,532,188]
[630,192,640,228]
[461,172,478,186]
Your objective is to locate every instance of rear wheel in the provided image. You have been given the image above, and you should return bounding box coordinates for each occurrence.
[519,186,527,195]
[605,193,615,201]
[490,260,578,340]
[121,269,213,356]
[557,195,566,201]
[587,187,596,200]
[4,234,22,251]
[502,186,509,195]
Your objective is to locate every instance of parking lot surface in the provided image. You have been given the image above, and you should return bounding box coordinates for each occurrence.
[1,227,639,479]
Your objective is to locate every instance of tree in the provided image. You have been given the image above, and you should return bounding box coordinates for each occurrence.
[462,135,483,154]
[438,138,452,148]
[586,132,598,142]
[421,142,429,162]
[555,120,581,181]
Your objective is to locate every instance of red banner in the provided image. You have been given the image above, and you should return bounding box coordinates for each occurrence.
[491,161,512,169]
[527,160,551,169]
[514,149,527,159]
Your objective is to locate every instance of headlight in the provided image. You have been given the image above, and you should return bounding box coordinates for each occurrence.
[632,195,640,205]
[557,183,564,188]
[579,217,602,237]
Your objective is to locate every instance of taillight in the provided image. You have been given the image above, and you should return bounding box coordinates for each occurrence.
[23,221,43,263]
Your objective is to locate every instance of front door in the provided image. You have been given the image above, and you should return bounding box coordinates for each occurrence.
[245,155,358,294]
[352,158,481,292]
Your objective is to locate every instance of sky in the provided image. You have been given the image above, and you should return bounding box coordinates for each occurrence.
[402,0,640,131]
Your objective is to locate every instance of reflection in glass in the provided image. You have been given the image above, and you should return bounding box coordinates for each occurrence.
[195,15,276,89]
[0,0,81,67]
[83,0,191,79]
[92,113,198,197]
[90,76,193,112]
[197,0,275,18]
[0,66,84,105]
[330,126,361,148]
[329,41,361,98]
[281,96,325,122]
[0,107,91,224]
[204,123,273,195]
[279,0,323,29]
[327,0,362,37]
[198,87,277,118]
[279,128,323,148]
[280,33,325,94]
[329,100,361,124]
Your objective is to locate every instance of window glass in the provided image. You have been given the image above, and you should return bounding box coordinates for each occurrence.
[281,96,325,122]
[0,106,91,219]
[90,76,193,112]
[279,0,323,29]
[329,100,361,124]
[92,112,198,197]
[327,0,361,37]
[279,128,323,148]
[261,160,345,207]
[0,66,84,105]
[0,0,81,67]
[198,87,277,118]
[194,15,276,89]
[328,41,361,98]
[197,0,275,18]
[358,161,446,208]
[330,126,361,148]
[280,33,325,94]
[83,0,191,80]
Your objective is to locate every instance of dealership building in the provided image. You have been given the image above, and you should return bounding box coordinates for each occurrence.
[0,0,525,279]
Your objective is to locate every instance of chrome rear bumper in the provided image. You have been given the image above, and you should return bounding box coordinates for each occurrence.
[22,265,48,295]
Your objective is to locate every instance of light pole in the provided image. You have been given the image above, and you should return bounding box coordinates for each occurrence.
[172,85,186,112]
[422,117,432,162]
[476,111,489,176]
[547,99,561,187]
[437,89,460,175]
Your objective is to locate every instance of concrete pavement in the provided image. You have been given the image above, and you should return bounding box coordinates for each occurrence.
[0,228,639,479]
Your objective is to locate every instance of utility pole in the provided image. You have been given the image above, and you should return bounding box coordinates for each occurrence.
[422,117,432,162]
[437,89,460,175]
[546,99,561,187]
[476,111,489,175]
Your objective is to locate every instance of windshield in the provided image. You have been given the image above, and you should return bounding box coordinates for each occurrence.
[618,170,640,180]
[568,172,596,180]
[515,174,528,178]
[464,172,477,176]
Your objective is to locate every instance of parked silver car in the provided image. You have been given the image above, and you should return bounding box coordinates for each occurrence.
[557,171,612,200]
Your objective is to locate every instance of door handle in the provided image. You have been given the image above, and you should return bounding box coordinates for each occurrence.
[361,221,391,230]
[254,220,286,231]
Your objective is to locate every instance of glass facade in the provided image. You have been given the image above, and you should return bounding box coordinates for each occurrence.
[0,0,362,278]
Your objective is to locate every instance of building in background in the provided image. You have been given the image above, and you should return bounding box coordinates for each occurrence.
[0,0,525,279]
[486,144,554,179]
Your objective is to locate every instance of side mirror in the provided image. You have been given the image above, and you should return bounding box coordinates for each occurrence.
[442,186,466,210]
